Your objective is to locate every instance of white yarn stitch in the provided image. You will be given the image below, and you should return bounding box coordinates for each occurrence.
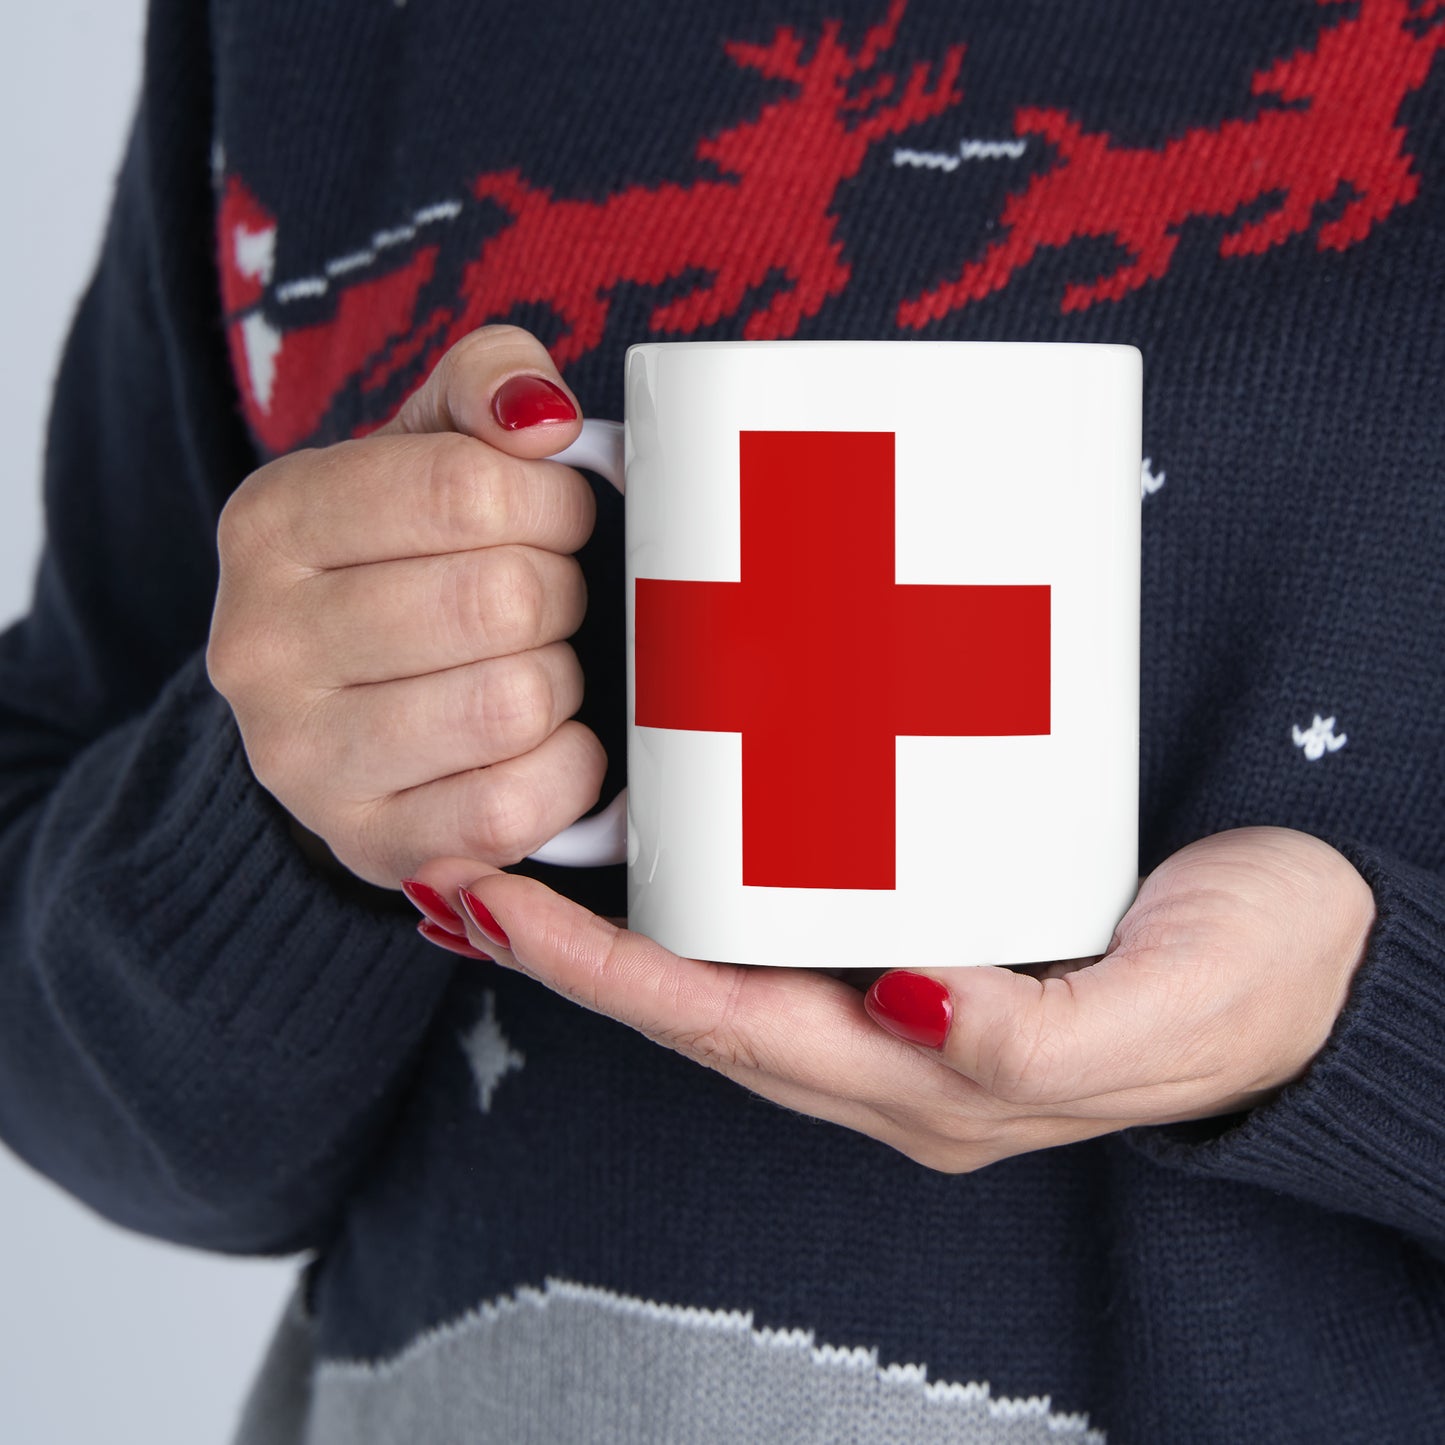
[894,147,964,172]
[264,197,464,305]
[233,223,276,284]
[458,991,525,1114]
[1292,715,1347,760]
[240,312,282,413]
[325,249,377,278]
[958,138,1028,159]
[894,138,1028,172]
[275,277,329,303]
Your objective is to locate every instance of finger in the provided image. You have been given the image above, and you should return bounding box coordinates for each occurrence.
[864,955,1187,1112]
[1010,955,1099,982]
[441,874,1144,1164]
[231,436,597,572]
[372,719,608,874]
[440,869,963,1105]
[401,864,1153,1168]
[292,546,587,684]
[404,857,915,1137]
[307,642,584,797]
[377,324,583,460]
[415,918,495,961]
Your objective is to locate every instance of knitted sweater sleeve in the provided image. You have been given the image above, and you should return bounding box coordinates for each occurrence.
[1128,843,1445,1253]
[0,2,453,1254]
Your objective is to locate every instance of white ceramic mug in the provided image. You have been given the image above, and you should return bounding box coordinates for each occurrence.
[533,340,1140,968]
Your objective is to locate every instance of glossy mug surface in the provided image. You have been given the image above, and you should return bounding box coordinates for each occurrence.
[541,340,1141,969]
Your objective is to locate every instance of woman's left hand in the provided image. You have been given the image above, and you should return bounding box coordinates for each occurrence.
[404,826,1375,1171]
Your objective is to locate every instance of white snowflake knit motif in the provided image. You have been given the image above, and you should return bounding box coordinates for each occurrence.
[1292,714,1347,760]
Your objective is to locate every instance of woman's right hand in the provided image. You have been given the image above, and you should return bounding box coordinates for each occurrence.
[206,325,605,889]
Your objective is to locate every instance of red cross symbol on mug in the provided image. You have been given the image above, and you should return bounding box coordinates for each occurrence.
[634,431,1051,890]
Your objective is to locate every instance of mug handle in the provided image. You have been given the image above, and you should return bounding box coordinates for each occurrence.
[526,419,629,867]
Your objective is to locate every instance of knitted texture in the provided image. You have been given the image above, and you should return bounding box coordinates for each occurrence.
[1,0,1443,1440]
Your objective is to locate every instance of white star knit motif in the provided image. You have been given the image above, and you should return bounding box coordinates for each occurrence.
[459,991,525,1114]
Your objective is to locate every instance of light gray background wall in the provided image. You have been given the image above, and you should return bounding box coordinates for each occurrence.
[0,6,295,1441]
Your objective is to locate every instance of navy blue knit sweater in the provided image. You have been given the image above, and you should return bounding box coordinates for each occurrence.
[2,0,1444,1440]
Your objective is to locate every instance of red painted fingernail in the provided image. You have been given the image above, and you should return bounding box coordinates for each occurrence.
[864,971,953,1050]
[458,888,511,950]
[401,879,466,935]
[491,374,577,430]
[417,918,494,961]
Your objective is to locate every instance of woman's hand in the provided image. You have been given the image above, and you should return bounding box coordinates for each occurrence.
[207,326,605,888]
[406,827,1375,1170]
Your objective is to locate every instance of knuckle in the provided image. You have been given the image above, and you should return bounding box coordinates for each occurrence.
[439,326,493,376]
[214,485,266,577]
[567,922,631,1016]
[430,330,492,403]
[481,548,544,650]
[213,489,249,566]
[981,1014,1069,1107]
[464,769,544,865]
[478,322,538,348]
[553,556,589,635]
[346,796,407,885]
[552,642,586,718]
[547,476,598,558]
[216,463,273,545]
[479,655,554,756]
[571,721,609,795]
[670,1025,761,1075]
[425,433,505,536]
[654,971,758,1075]
[445,323,528,374]
[205,611,291,702]
[215,452,312,569]
[436,327,548,419]
[204,622,243,696]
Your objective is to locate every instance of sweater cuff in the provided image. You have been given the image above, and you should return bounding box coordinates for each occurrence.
[53,651,447,1062]
[1127,843,1445,1246]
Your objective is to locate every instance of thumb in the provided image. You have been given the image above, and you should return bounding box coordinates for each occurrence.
[378,323,582,458]
[864,957,1179,1110]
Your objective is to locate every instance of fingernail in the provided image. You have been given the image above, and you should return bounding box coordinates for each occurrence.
[401,879,466,935]
[864,971,953,1050]
[458,888,511,951]
[491,374,577,430]
[417,918,494,961]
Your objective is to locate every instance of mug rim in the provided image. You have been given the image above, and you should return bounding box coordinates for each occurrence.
[625,337,1142,360]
